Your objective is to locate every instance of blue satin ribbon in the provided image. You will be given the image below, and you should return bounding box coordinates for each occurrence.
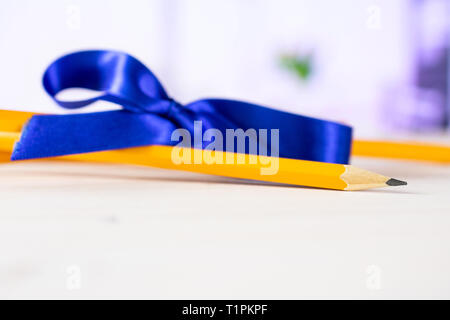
[11,50,352,164]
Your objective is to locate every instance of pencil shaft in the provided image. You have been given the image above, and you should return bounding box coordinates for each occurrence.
[353,140,450,163]
[64,146,349,190]
[0,133,348,190]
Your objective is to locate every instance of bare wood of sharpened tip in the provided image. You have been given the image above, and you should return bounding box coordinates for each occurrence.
[341,165,406,191]
[0,129,407,191]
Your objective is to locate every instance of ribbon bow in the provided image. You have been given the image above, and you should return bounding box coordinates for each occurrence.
[11,50,352,164]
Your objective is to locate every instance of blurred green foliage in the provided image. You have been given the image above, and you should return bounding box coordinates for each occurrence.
[279,53,313,82]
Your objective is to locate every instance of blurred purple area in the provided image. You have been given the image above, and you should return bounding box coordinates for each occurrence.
[382,0,449,132]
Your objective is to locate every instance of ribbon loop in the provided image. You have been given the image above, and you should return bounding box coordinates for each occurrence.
[42,50,170,113]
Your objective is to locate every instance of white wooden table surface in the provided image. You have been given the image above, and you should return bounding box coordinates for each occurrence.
[1,157,449,299]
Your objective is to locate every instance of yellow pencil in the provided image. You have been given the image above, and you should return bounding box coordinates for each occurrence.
[0,131,405,191]
[353,140,450,163]
[0,110,406,191]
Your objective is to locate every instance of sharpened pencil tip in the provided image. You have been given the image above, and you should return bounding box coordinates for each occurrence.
[386,178,407,186]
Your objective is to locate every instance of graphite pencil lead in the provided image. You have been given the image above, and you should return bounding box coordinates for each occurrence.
[386,178,407,186]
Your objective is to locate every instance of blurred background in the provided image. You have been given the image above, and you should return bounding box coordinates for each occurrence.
[0,0,448,138]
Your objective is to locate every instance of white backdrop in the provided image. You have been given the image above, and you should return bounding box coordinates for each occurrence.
[0,0,411,136]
